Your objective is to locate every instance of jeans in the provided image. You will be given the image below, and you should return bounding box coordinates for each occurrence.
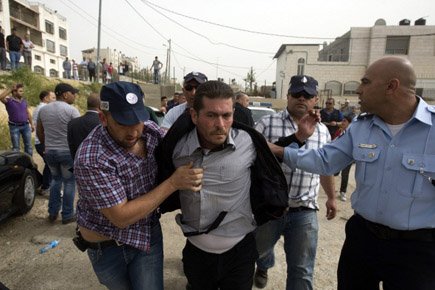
[9,123,32,156]
[35,143,52,189]
[256,209,318,290]
[0,47,6,69]
[87,223,164,290]
[153,69,159,84]
[45,150,75,220]
[65,69,71,79]
[9,51,21,70]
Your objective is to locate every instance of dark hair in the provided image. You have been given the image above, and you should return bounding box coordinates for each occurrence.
[193,81,234,112]
[343,114,354,123]
[13,83,24,92]
[161,96,167,101]
[39,90,50,100]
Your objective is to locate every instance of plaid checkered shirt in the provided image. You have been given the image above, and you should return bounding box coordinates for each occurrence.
[255,109,331,209]
[75,121,165,251]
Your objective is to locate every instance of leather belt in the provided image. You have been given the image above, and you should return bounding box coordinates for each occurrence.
[355,214,435,242]
[8,121,28,126]
[86,239,124,250]
[287,206,315,213]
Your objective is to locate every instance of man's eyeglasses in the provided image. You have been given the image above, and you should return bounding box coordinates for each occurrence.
[184,84,198,91]
[290,92,316,100]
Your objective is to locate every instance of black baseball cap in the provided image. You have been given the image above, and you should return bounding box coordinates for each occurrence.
[54,83,79,97]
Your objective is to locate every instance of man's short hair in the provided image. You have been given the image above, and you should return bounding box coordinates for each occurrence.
[39,90,50,100]
[193,81,234,112]
[161,96,167,101]
[235,92,247,100]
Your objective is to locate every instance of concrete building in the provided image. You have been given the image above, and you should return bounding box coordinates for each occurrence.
[0,0,69,77]
[274,18,435,106]
[81,47,140,75]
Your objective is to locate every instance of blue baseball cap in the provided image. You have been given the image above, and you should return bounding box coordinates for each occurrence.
[288,75,318,96]
[100,81,149,125]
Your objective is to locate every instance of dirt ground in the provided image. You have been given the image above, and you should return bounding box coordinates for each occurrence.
[0,152,355,290]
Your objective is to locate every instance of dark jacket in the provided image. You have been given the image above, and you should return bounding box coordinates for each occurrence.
[67,111,100,159]
[233,103,254,127]
[156,112,289,226]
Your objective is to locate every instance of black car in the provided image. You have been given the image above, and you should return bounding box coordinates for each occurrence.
[0,151,42,222]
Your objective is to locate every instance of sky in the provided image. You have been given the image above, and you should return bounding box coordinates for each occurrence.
[38,0,434,86]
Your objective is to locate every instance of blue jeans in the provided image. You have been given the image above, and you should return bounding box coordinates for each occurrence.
[9,51,21,70]
[256,209,318,290]
[35,143,52,189]
[87,223,164,290]
[45,150,75,220]
[9,123,32,156]
[153,69,159,84]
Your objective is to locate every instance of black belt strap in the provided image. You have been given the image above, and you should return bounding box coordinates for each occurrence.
[183,211,228,237]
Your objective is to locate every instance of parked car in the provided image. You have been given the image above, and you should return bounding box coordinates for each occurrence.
[146,106,165,126]
[248,106,276,124]
[0,151,42,222]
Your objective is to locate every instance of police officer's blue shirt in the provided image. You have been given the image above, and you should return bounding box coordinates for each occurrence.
[284,97,435,230]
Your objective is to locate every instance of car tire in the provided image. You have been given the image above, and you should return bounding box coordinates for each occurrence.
[14,169,36,215]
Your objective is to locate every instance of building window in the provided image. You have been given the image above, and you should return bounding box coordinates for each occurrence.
[34,65,44,75]
[49,69,58,77]
[325,81,342,96]
[343,81,360,95]
[34,54,41,61]
[50,59,56,64]
[385,36,410,55]
[60,45,68,57]
[59,27,67,40]
[46,40,55,53]
[45,20,54,34]
[297,58,305,75]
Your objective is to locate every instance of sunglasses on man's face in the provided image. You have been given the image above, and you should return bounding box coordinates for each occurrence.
[184,84,198,91]
[290,92,316,100]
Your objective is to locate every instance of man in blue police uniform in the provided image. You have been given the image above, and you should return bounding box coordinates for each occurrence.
[269,56,435,290]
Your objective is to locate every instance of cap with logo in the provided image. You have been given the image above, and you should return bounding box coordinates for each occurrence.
[183,72,208,84]
[54,83,79,97]
[100,81,149,126]
[288,75,319,96]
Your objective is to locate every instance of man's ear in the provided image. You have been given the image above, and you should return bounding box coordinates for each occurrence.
[387,78,400,92]
[98,111,107,126]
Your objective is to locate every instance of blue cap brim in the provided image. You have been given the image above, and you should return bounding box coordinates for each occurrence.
[110,107,150,126]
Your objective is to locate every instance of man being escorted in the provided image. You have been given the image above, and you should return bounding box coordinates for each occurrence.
[272,56,435,290]
[73,82,203,290]
[158,81,288,290]
[254,75,336,290]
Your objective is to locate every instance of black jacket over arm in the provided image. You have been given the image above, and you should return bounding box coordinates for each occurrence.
[156,112,289,226]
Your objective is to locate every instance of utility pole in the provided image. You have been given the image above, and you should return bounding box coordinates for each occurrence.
[96,0,102,83]
[168,39,171,85]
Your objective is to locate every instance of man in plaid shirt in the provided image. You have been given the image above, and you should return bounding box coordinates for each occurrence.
[74,81,203,290]
[254,75,337,290]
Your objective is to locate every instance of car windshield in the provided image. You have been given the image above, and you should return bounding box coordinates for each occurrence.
[249,107,275,124]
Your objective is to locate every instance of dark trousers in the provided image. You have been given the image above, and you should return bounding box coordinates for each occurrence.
[338,214,435,290]
[183,232,258,290]
[35,143,51,189]
[339,163,352,193]
[89,69,96,82]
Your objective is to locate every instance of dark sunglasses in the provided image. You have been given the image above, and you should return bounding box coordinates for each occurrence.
[184,84,198,91]
[290,92,316,100]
